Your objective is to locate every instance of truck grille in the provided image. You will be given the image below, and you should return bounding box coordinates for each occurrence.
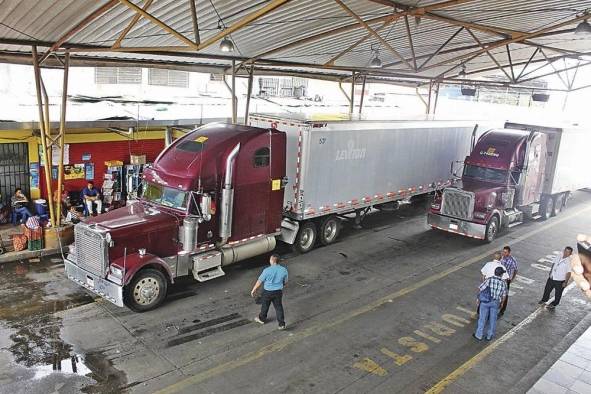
[441,188,475,220]
[74,224,109,277]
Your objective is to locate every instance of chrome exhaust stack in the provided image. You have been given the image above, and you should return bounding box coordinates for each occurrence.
[220,143,240,245]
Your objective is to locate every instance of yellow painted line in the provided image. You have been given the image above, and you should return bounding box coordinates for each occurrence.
[425,283,577,394]
[156,204,591,394]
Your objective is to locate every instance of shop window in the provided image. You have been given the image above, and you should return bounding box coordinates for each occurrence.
[253,147,270,168]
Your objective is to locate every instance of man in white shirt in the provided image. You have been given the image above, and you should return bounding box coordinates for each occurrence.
[477,252,510,315]
[481,252,511,281]
[539,246,573,309]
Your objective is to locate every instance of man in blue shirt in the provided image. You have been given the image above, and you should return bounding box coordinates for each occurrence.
[499,245,518,316]
[82,181,102,216]
[251,254,288,330]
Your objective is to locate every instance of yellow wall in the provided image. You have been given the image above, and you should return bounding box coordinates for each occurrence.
[0,128,168,199]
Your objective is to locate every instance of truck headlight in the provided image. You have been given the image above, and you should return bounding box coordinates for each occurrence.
[110,266,123,278]
[474,212,487,219]
[68,244,76,255]
[431,203,441,210]
[138,248,146,257]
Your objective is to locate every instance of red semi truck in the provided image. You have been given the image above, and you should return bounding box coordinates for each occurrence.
[64,117,483,311]
[428,122,591,242]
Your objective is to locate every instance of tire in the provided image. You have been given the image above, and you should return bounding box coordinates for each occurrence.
[551,193,565,217]
[484,216,499,243]
[293,221,317,254]
[124,268,168,312]
[539,196,551,220]
[318,215,341,246]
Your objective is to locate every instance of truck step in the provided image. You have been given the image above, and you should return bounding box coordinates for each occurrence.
[192,251,225,282]
[531,215,542,220]
[508,221,523,228]
[195,266,225,282]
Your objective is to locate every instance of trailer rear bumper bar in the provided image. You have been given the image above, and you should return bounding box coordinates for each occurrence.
[64,258,124,307]
[428,213,486,240]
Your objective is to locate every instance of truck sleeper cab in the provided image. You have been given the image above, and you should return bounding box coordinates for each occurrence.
[428,122,591,242]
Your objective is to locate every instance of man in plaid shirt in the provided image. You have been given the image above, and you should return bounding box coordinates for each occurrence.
[474,266,508,341]
[499,246,518,316]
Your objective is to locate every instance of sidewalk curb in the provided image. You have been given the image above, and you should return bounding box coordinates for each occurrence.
[0,247,63,264]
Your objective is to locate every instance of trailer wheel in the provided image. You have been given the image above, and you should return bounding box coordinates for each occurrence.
[293,221,317,254]
[551,193,565,217]
[539,196,551,220]
[319,215,341,246]
[485,216,499,243]
[124,268,168,312]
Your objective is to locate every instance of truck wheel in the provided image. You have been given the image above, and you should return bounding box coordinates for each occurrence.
[485,216,499,243]
[539,197,551,220]
[551,193,565,217]
[293,221,317,254]
[319,215,341,246]
[124,268,168,312]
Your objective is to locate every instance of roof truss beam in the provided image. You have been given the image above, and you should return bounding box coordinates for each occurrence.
[112,0,154,49]
[334,0,413,70]
[465,27,513,82]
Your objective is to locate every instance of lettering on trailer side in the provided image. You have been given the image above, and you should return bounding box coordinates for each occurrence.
[336,140,366,161]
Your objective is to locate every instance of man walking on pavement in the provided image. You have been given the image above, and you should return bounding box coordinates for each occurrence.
[474,266,508,341]
[499,246,518,317]
[539,246,573,309]
[251,254,288,330]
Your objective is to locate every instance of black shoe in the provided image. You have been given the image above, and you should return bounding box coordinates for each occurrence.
[472,333,482,341]
[485,337,493,341]
[498,312,504,319]
[547,304,556,310]
[538,300,546,305]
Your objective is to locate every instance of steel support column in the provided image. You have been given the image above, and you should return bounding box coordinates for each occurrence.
[244,64,254,125]
[231,59,237,123]
[433,83,440,114]
[359,75,367,115]
[32,46,56,227]
[349,72,356,114]
[55,51,70,226]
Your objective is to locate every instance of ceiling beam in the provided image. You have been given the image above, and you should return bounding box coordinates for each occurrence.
[112,0,154,49]
[506,44,515,82]
[465,28,513,82]
[334,0,413,69]
[420,14,591,72]
[118,0,197,48]
[404,15,418,71]
[515,48,539,81]
[539,49,570,89]
[243,0,475,65]
[195,0,291,51]
[40,0,118,63]
[418,27,463,70]
[189,0,200,44]
[324,17,398,66]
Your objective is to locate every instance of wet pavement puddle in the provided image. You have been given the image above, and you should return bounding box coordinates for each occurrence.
[0,258,128,393]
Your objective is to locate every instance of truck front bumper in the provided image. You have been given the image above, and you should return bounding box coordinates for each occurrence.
[427,213,486,240]
[64,258,124,307]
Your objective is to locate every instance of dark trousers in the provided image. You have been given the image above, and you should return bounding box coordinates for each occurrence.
[541,278,565,306]
[499,279,511,314]
[259,289,285,326]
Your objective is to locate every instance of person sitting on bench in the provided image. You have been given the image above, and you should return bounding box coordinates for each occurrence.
[82,181,102,216]
[11,188,32,224]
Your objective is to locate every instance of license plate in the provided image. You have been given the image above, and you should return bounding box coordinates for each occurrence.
[86,276,94,287]
[449,223,459,230]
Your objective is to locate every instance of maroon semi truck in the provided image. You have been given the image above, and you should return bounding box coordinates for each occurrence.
[64,117,483,311]
[428,122,591,242]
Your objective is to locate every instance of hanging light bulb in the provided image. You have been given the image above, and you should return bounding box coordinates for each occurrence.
[220,36,234,52]
[575,19,591,35]
[370,54,382,68]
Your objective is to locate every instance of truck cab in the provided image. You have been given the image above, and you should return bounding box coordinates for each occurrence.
[64,123,286,311]
[428,128,547,242]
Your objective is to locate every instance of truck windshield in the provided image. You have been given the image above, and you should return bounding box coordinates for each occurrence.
[142,183,188,210]
[463,165,507,183]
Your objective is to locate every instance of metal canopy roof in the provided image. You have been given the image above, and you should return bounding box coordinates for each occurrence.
[0,0,591,88]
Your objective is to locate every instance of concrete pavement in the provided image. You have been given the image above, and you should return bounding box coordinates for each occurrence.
[1,192,590,393]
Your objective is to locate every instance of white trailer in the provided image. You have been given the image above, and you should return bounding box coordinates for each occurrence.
[249,114,488,252]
